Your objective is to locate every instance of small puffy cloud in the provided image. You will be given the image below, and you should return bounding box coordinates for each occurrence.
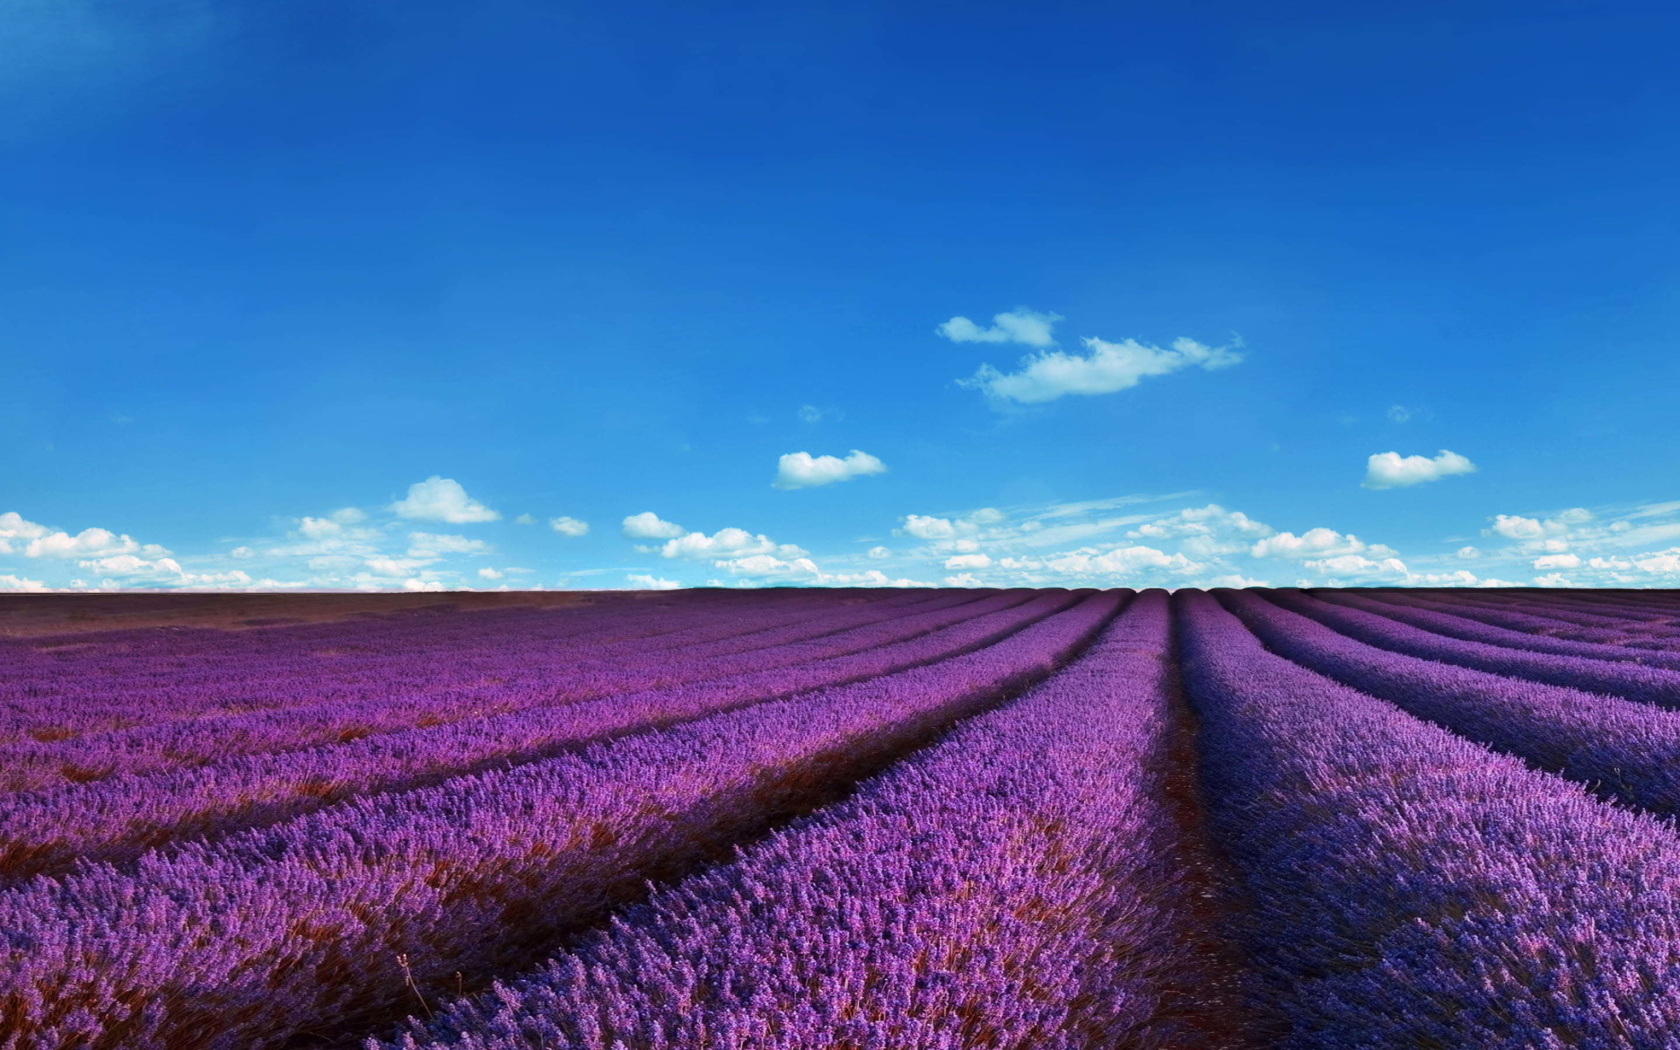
[23,525,166,560]
[626,573,681,590]
[1043,545,1199,577]
[967,507,1006,525]
[0,512,51,544]
[297,517,344,540]
[1491,514,1545,540]
[1252,528,1372,560]
[936,308,1061,347]
[477,567,504,580]
[402,578,447,592]
[661,527,806,561]
[944,572,985,587]
[1363,450,1477,489]
[549,516,589,537]
[901,515,958,540]
[390,476,499,523]
[774,450,888,489]
[0,574,49,592]
[1304,554,1409,577]
[79,554,183,577]
[1533,553,1582,570]
[1457,546,1481,559]
[944,553,993,570]
[961,335,1243,405]
[714,554,822,578]
[622,512,686,540]
[230,546,254,559]
[867,545,891,560]
[514,513,537,525]
[407,532,490,557]
[365,557,432,578]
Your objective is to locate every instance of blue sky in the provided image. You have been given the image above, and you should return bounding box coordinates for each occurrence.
[4,0,1679,592]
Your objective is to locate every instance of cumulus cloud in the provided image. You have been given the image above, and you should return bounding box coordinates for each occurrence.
[389,477,499,523]
[626,573,681,590]
[962,335,1243,405]
[1042,545,1200,577]
[773,450,888,489]
[661,527,806,561]
[1304,554,1409,577]
[936,308,1061,347]
[1533,553,1582,570]
[407,532,490,557]
[621,512,685,540]
[549,516,589,537]
[364,557,432,578]
[477,567,504,580]
[514,513,537,525]
[866,546,891,560]
[944,553,993,570]
[713,554,822,578]
[4,514,171,561]
[1252,527,1389,561]
[1363,450,1477,489]
[900,514,959,540]
[0,574,49,592]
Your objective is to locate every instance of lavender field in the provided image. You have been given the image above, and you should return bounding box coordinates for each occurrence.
[6,586,1680,1049]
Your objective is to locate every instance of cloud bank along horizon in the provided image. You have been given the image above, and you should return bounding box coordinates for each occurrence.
[7,302,1680,592]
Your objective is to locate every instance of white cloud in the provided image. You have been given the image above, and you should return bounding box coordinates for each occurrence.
[661,527,806,561]
[477,567,504,580]
[626,573,681,590]
[936,308,1061,347]
[514,513,537,525]
[773,450,888,489]
[549,516,589,537]
[229,546,254,559]
[1533,553,1582,570]
[21,524,168,561]
[0,574,49,592]
[402,578,446,592]
[297,517,344,540]
[407,532,490,557]
[961,335,1243,405]
[79,554,182,577]
[866,545,891,560]
[1304,554,1409,577]
[944,553,993,570]
[1363,449,1477,489]
[900,514,959,540]
[944,572,985,587]
[0,512,50,545]
[1043,544,1199,577]
[1491,514,1545,540]
[622,512,686,540]
[714,554,822,578]
[1457,546,1480,559]
[1252,528,1380,560]
[389,476,499,523]
[365,557,432,578]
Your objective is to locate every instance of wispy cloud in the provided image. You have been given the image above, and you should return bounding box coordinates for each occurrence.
[960,335,1244,405]
[936,308,1061,347]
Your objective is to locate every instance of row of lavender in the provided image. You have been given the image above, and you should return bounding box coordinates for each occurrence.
[8,586,1680,1049]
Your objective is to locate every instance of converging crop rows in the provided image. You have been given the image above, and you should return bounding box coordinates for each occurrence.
[3,586,1680,1049]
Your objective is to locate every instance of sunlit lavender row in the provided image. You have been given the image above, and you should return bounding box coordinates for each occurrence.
[3,585,1680,1049]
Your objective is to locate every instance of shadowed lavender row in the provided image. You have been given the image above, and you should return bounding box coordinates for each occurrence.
[0,589,994,793]
[0,592,1123,1050]
[1269,589,1680,707]
[1220,590,1680,819]
[0,588,1071,884]
[377,589,1250,1050]
[1177,589,1680,1047]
